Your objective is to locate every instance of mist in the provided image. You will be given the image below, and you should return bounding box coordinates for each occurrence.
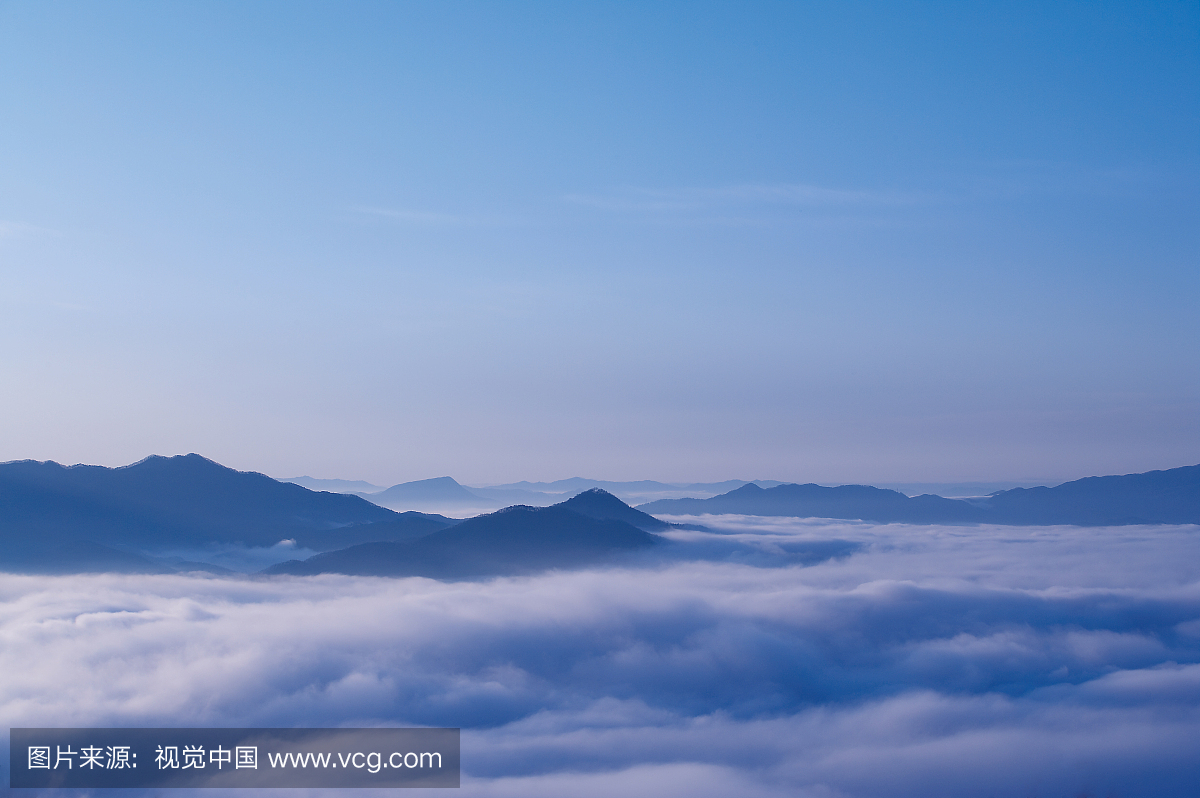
[3,517,1198,796]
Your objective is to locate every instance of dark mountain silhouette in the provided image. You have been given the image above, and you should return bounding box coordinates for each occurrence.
[873,480,1047,498]
[557,488,671,531]
[6,455,1196,575]
[266,497,659,578]
[291,512,457,552]
[639,465,1200,526]
[639,483,985,524]
[977,464,1200,525]
[2,538,172,575]
[469,478,788,505]
[168,560,240,575]
[0,454,402,572]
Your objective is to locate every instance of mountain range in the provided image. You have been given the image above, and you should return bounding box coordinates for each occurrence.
[638,464,1200,526]
[0,456,669,576]
[467,478,787,505]
[282,476,385,493]
[0,454,414,573]
[360,476,498,511]
[978,465,1200,525]
[638,483,984,523]
[3,455,1196,576]
[280,474,794,510]
[266,490,663,579]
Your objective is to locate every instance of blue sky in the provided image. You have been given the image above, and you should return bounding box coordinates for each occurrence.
[0,1,1196,484]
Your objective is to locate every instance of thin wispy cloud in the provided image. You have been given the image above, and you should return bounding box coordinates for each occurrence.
[352,206,523,227]
[563,167,1166,226]
[562,184,932,226]
[0,220,57,240]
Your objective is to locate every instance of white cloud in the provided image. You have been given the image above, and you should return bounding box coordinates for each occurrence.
[2,518,1198,796]
[562,183,929,221]
[352,206,521,227]
[353,206,469,225]
[0,220,55,240]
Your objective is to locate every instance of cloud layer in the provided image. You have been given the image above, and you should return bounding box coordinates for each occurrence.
[3,518,1198,796]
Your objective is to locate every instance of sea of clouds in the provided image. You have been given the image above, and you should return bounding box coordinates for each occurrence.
[3,516,1199,797]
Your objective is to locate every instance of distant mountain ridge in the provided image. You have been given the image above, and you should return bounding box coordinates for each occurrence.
[282,476,385,493]
[0,455,668,577]
[468,478,786,506]
[639,464,1200,526]
[369,476,483,503]
[5,455,1195,576]
[306,475,794,510]
[980,465,1200,525]
[639,483,985,524]
[481,478,783,493]
[267,495,659,578]
[0,454,403,573]
[358,476,499,511]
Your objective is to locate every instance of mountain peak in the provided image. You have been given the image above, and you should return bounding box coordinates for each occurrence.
[119,453,231,473]
[563,487,624,504]
[268,501,658,578]
[0,453,399,571]
[368,476,488,509]
[557,488,669,531]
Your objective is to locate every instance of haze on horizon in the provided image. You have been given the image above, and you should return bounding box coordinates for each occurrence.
[0,1,1196,487]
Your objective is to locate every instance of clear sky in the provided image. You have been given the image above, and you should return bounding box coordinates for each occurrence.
[1,1,1196,485]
